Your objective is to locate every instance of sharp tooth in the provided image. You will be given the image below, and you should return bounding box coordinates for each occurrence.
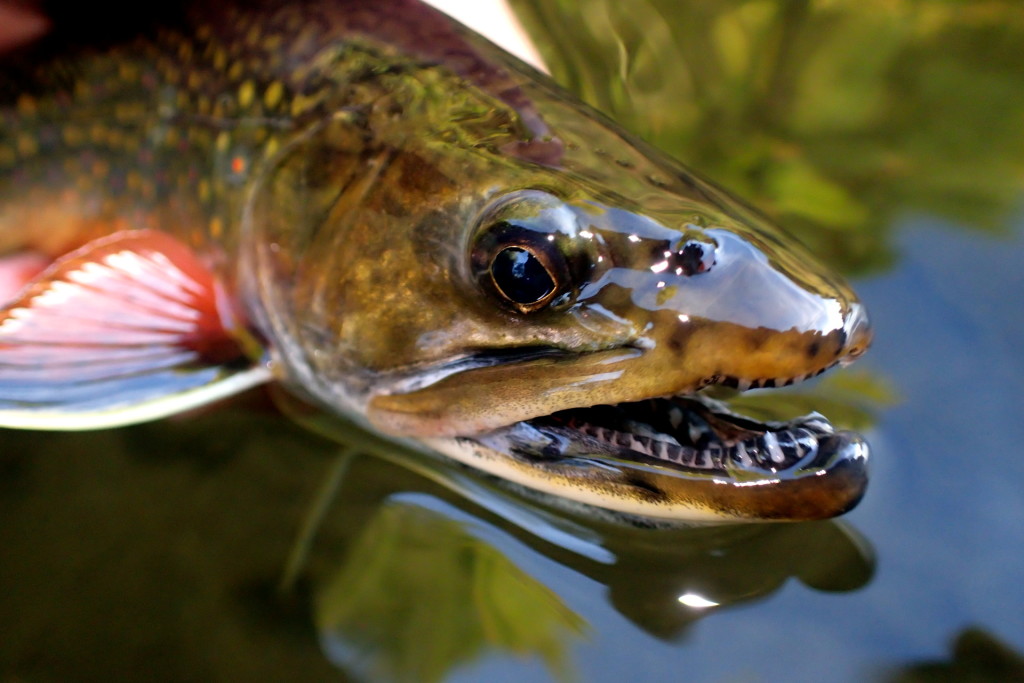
[669,406,683,430]
[630,420,670,443]
[736,378,752,391]
[792,428,819,458]
[801,416,834,434]
[652,432,682,447]
[688,423,703,444]
[656,441,670,461]
[732,442,753,466]
[763,432,785,464]
[776,430,799,460]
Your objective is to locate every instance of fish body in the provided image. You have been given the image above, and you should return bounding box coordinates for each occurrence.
[0,0,872,522]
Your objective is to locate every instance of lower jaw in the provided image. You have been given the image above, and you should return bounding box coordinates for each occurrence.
[525,394,842,476]
[423,393,870,523]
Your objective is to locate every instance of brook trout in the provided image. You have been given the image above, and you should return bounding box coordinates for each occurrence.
[0,0,872,522]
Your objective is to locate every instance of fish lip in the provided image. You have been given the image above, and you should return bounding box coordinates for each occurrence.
[374,345,577,396]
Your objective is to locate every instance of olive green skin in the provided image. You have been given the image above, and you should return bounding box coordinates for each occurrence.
[241,23,868,431]
[0,0,870,520]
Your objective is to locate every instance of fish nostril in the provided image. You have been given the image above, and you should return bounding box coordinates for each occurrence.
[839,303,872,364]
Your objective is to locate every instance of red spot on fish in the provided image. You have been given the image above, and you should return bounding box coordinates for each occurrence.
[231,156,246,175]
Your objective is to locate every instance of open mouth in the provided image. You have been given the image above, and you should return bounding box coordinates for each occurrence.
[524,394,849,478]
[372,352,870,520]
[462,386,870,521]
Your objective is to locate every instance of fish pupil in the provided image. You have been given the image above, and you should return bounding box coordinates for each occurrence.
[490,247,555,305]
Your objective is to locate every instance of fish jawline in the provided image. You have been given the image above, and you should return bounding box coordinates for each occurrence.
[420,394,870,523]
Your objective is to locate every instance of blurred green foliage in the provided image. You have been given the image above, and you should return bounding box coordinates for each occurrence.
[511,0,1024,275]
[315,502,587,682]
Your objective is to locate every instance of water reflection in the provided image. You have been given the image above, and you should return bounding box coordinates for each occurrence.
[0,397,872,680]
[283,404,873,679]
[314,500,586,682]
[888,628,1024,682]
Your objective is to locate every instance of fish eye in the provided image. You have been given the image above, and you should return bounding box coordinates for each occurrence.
[489,243,557,308]
[470,191,581,314]
[472,220,569,313]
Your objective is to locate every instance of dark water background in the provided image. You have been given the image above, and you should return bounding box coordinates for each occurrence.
[3,1,1024,681]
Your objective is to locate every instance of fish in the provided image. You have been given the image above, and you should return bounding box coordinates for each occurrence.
[0,0,872,522]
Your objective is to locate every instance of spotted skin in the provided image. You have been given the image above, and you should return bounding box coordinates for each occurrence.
[0,0,552,263]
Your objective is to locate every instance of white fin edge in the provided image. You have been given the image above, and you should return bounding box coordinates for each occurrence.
[0,364,274,431]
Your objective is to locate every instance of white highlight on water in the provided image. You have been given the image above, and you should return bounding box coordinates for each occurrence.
[678,593,719,609]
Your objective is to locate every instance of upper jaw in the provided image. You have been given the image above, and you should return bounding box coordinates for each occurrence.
[365,334,849,439]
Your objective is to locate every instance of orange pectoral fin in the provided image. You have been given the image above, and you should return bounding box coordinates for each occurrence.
[0,230,272,430]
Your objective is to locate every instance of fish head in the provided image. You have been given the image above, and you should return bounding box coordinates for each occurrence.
[362,184,871,427]
[243,61,871,522]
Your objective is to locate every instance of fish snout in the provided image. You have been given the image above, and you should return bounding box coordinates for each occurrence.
[839,302,872,366]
